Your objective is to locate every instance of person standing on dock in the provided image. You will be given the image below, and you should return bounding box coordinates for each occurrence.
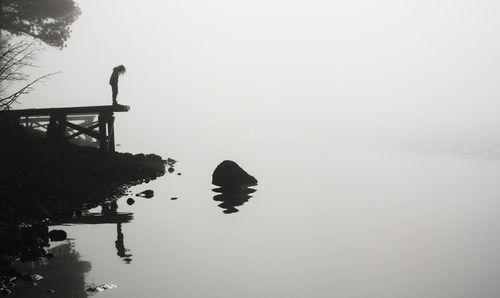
[109,65,126,105]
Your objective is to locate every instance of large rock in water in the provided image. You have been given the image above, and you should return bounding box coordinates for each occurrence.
[212,160,257,190]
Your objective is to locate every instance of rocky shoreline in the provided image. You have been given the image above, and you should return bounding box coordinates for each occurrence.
[0,125,169,294]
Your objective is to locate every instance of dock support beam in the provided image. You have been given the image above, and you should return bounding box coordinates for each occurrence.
[98,112,115,152]
[107,113,115,152]
[47,114,67,142]
[0,104,129,153]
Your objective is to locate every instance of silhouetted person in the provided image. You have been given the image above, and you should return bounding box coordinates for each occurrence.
[109,65,126,105]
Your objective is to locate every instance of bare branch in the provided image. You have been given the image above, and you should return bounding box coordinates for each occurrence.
[0,72,59,109]
[0,40,58,110]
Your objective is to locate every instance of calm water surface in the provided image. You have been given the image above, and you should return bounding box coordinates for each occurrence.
[13,138,500,298]
[10,0,500,296]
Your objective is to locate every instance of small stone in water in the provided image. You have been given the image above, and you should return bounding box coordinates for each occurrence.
[46,289,55,293]
[171,197,178,200]
[21,273,43,282]
[87,284,118,292]
[177,173,182,176]
[168,167,175,173]
[0,288,12,295]
[126,198,135,205]
[136,190,154,198]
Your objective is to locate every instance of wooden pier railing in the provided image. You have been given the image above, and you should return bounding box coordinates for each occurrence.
[0,105,130,152]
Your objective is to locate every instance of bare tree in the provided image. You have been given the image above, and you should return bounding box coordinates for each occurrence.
[0,40,58,110]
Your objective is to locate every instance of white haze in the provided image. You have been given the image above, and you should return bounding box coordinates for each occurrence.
[15,0,500,156]
[9,2,500,297]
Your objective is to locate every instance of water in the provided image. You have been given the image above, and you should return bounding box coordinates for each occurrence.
[13,138,500,297]
[10,0,500,296]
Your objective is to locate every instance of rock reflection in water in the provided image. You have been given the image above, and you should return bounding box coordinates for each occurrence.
[12,242,91,298]
[212,187,257,214]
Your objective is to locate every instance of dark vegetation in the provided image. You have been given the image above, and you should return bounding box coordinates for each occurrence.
[1,0,81,111]
[0,124,167,294]
[0,1,166,294]
[0,125,166,225]
[1,0,81,49]
[0,41,58,111]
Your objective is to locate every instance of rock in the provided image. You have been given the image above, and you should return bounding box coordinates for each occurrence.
[87,284,118,292]
[171,197,178,200]
[136,190,154,198]
[0,288,11,295]
[212,160,257,190]
[48,230,67,241]
[126,198,135,205]
[21,273,43,282]
[177,172,182,176]
[46,289,56,293]
[21,246,47,261]
[168,167,175,173]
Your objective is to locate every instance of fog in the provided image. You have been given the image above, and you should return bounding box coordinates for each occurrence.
[8,2,500,296]
[16,0,500,155]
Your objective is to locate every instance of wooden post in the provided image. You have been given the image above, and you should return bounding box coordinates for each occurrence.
[47,113,67,142]
[60,114,67,137]
[107,114,115,152]
[0,105,129,150]
[98,113,107,151]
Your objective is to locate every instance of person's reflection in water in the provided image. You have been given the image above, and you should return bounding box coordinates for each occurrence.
[212,187,256,214]
[115,223,132,263]
[101,201,133,263]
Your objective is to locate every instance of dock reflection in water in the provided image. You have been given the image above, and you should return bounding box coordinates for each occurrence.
[64,201,134,263]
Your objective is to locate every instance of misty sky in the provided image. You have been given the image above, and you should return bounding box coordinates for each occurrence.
[14,0,500,152]
[8,3,500,296]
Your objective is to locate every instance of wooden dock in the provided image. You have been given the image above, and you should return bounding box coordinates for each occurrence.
[0,105,130,152]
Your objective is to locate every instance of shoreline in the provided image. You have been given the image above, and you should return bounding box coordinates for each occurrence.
[0,125,169,294]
